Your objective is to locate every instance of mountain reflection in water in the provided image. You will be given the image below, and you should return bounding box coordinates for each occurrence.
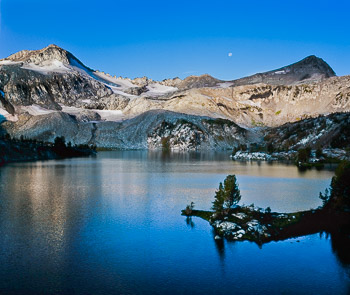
[0,151,348,295]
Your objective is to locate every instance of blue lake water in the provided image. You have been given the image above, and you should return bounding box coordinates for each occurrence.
[0,151,349,294]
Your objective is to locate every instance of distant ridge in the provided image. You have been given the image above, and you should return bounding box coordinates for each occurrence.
[230,55,336,86]
[1,45,336,86]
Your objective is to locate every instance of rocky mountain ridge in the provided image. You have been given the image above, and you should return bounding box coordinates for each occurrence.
[230,55,336,86]
[0,45,349,150]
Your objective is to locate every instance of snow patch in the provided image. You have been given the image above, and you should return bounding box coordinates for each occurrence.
[143,83,177,97]
[274,70,286,75]
[105,85,137,97]
[69,57,92,76]
[239,100,259,107]
[0,107,18,122]
[21,60,71,74]
[0,60,22,66]
[21,105,57,116]
[94,72,136,90]
[218,82,233,88]
[17,104,124,122]
[221,96,233,102]
[69,58,122,88]
[95,109,123,121]
[60,105,123,122]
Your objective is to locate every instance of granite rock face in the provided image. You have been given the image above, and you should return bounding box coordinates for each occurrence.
[0,64,113,111]
[147,117,248,150]
[2,110,254,149]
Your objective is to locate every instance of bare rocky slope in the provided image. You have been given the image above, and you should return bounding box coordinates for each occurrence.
[1,44,349,150]
[2,110,254,150]
[229,55,336,86]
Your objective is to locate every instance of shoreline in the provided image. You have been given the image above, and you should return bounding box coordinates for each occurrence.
[182,206,350,245]
[0,138,96,167]
[231,149,350,163]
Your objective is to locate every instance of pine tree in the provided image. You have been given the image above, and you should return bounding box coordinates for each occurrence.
[212,182,225,213]
[223,175,241,209]
[212,175,241,213]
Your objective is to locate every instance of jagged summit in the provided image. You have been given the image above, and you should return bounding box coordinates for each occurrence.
[231,55,336,86]
[1,44,92,71]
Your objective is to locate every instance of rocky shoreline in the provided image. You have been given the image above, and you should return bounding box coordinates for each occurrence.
[182,206,350,245]
[231,148,350,163]
[183,162,350,245]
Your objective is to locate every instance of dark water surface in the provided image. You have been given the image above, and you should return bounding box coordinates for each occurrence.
[0,151,349,294]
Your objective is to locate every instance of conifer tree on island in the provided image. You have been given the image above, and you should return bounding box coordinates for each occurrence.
[212,182,225,213]
[212,175,241,213]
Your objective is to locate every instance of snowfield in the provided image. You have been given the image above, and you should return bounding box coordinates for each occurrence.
[21,60,71,74]
[143,83,178,97]
[60,105,124,122]
[0,107,18,122]
[18,104,124,122]
[21,105,56,116]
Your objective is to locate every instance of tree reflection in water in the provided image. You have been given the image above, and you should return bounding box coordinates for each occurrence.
[330,227,350,278]
[185,216,195,229]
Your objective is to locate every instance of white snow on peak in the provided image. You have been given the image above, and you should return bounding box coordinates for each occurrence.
[94,72,136,90]
[105,85,137,97]
[274,70,286,75]
[21,60,71,74]
[68,57,95,77]
[68,59,134,93]
[0,60,22,66]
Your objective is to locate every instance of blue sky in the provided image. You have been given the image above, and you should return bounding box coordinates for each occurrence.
[0,0,349,80]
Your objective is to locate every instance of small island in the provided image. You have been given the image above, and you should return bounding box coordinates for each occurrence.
[182,162,350,245]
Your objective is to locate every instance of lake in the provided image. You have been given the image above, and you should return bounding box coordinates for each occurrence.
[0,151,349,294]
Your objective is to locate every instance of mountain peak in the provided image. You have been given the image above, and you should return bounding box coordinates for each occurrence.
[231,55,336,86]
[2,44,90,70]
[284,55,335,77]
